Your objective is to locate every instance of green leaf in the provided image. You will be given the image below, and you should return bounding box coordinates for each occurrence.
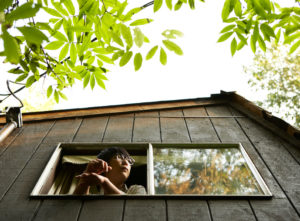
[44,40,65,50]
[222,0,231,21]
[0,0,13,11]
[217,32,233,42]
[134,53,143,71]
[220,24,236,33]
[188,0,195,9]
[112,32,124,47]
[97,59,103,67]
[54,90,59,103]
[8,68,23,74]
[253,0,266,17]
[236,32,247,44]
[112,50,124,61]
[83,72,90,88]
[258,35,266,52]
[166,0,172,10]
[134,27,144,48]
[53,31,68,42]
[17,26,48,45]
[289,39,300,54]
[146,45,158,60]
[43,6,62,17]
[162,40,183,55]
[95,73,106,89]
[59,91,68,100]
[59,43,69,61]
[87,56,95,65]
[52,2,68,16]
[70,43,77,64]
[250,35,257,53]
[260,23,275,38]
[284,31,300,44]
[231,37,237,56]
[25,75,36,87]
[54,19,64,30]
[162,29,184,39]
[20,60,29,72]
[90,74,95,90]
[120,24,133,49]
[154,0,163,12]
[237,41,246,50]
[16,73,28,82]
[3,30,21,64]
[130,18,153,26]
[119,51,133,66]
[275,29,281,44]
[97,54,114,64]
[174,0,182,10]
[62,0,75,15]
[160,47,167,65]
[234,0,242,17]
[6,2,40,22]
[47,86,53,98]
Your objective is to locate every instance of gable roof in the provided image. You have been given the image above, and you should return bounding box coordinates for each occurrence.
[0,91,299,146]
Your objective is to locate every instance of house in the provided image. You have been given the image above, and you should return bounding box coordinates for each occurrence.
[0,91,299,220]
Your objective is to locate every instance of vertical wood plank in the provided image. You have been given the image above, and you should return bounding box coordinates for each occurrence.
[133,117,160,142]
[160,109,183,117]
[79,200,124,221]
[135,111,159,117]
[168,200,211,221]
[32,119,83,221]
[251,199,300,221]
[183,107,219,143]
[160,110,190,143]
[103,114,134,142]
[73,116,108,142]
[208,200,255,221]
[124,200,166,221]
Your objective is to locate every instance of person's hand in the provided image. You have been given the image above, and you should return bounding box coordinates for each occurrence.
[84,159,112,174]
[76,172,107,186]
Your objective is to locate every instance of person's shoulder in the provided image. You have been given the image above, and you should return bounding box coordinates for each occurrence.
[127,185,147,195]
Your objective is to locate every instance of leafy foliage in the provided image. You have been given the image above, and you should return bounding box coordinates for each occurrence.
[0,0,183,103]
[0,0,299,104]
[218,0,300,56]
[244,42,300,128]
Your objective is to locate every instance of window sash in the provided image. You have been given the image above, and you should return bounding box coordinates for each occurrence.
[31,142,272,199]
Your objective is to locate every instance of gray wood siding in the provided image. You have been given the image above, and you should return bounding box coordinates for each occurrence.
[0,105,299,221]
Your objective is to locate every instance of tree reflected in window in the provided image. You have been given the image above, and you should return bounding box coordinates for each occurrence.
[154,148,263,195]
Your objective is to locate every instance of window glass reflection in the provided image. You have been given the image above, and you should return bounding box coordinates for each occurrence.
[153,148,263,195]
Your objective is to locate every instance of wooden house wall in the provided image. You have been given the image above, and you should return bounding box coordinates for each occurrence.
[0,105,299,221]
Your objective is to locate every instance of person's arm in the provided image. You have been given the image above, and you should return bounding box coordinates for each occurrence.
[73,159,111,195]
[73,173,125,195]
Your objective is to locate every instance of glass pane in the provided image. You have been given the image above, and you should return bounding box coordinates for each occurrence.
[153,147,263,195]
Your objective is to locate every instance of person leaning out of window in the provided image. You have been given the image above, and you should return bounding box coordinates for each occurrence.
[73,147,146,195]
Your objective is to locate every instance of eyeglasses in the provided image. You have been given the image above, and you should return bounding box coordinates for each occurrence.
[112,154,135,165]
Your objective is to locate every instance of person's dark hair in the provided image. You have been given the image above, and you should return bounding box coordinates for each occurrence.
[97,147,132,164]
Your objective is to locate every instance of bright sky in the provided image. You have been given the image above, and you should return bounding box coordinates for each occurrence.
[0,1,289,111]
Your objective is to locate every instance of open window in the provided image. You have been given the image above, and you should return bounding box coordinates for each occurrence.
[31,143,272,199]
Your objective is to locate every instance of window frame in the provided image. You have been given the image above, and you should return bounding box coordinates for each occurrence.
[30,142,272,199]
